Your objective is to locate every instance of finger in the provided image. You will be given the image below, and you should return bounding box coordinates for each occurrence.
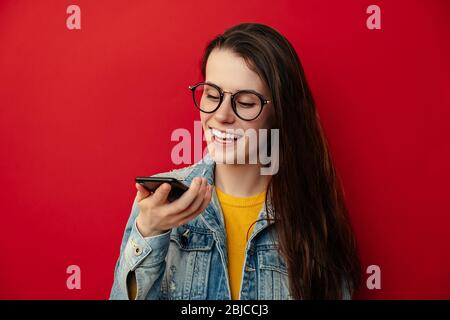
[150,183,171,205]
[177,185,213,226]
[135,183,151,202]
[196,184,213,214]
[167,177,202,213]
[179,179,208,218]
[177,177,205,212]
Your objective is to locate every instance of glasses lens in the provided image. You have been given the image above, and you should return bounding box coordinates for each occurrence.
[193,84,221,112]
[234,92,262,120]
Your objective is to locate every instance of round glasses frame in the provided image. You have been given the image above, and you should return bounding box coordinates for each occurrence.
[188,82,271,121]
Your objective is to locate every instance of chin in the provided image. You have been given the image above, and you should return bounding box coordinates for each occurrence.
[208,145,241,165]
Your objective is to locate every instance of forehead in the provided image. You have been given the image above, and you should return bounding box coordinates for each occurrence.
[205,48,267,94]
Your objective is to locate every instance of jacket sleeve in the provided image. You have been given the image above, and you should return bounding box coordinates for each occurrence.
[109,198,171,300]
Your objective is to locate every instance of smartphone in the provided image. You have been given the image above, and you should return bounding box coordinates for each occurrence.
[135,176,189,202]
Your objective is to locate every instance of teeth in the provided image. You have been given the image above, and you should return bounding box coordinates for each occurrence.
[211,128,241,140]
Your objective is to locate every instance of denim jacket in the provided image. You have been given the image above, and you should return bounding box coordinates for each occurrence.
[110,155,350,300]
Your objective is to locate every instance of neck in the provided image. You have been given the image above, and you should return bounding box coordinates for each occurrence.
[214,163,271,198]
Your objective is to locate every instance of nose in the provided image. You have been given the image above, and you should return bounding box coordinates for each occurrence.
[213,93,235,123]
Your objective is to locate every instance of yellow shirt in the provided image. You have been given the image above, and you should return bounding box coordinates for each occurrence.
[216,186,266,300]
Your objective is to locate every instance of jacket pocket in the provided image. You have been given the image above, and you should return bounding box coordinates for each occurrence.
[256,245,292,300]
[162,227,215,300]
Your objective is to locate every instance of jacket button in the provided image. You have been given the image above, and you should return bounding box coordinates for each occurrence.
[131,239,143,256]
[134,246,142,256]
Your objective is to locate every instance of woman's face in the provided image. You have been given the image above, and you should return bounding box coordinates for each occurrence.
[200,48,274,165]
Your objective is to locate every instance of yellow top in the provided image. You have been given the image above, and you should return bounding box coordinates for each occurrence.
[216,186,266,300]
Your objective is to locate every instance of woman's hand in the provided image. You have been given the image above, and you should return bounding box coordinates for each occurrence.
[135,177,212,237]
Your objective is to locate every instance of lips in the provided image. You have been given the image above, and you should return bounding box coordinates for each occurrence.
[208,127,243,144]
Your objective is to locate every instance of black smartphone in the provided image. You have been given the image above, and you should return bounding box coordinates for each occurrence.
[135,176,189,202]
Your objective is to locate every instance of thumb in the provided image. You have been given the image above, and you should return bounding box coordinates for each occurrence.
[135,183,151,202]
[151,183,171,204]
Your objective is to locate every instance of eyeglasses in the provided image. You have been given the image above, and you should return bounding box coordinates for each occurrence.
[188,82,271,121]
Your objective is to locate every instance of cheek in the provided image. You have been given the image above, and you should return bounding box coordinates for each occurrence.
[250,109,274,132]
[200,113,209,129]
[200,113,213,142]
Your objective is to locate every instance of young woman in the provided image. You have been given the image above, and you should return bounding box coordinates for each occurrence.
[110,23,361,300]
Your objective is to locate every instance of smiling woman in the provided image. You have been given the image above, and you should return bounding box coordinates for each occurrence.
[110,22,361,300]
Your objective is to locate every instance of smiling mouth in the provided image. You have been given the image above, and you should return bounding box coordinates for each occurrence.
[208,127,244,144]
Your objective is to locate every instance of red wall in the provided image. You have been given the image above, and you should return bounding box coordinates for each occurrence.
[0,0,449,299]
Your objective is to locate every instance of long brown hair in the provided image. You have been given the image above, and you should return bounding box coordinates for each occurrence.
[200,23,361,299]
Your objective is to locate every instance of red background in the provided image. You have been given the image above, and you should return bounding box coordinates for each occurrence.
[0,0,449,299]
